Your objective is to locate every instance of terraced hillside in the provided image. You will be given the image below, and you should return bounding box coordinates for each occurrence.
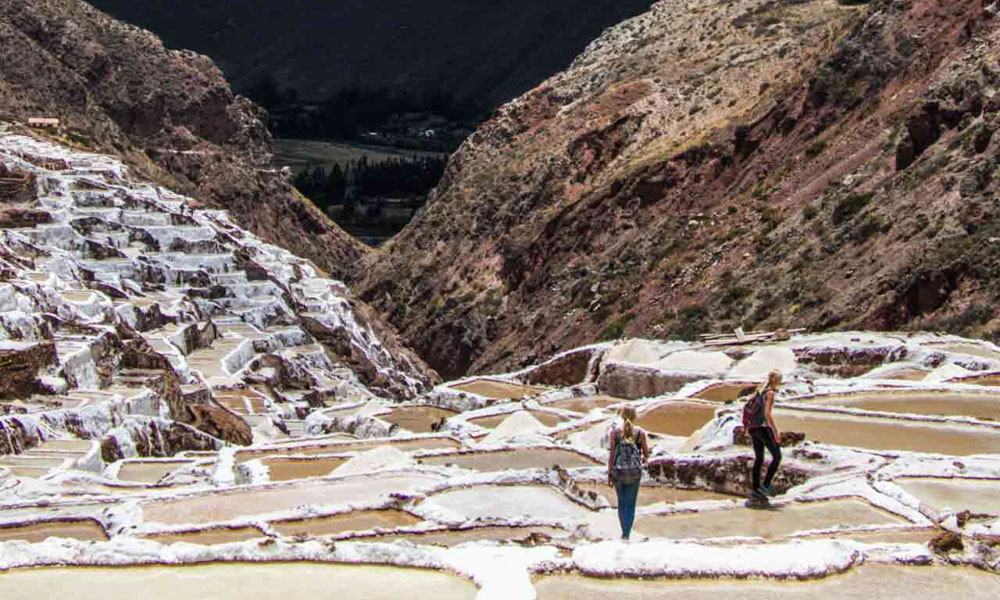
[359,0,1000,378]
[0,131,436,463]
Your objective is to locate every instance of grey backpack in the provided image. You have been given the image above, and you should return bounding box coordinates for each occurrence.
[612,430,643,485]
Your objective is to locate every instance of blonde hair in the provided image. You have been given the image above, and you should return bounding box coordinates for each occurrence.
[620,405,638,444]
[757,370,783,395]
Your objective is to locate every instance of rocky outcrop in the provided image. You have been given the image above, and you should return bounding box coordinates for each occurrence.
[188,404,251,447]
[360,0,1000,377]
[647,453,814,497]
[518,348,600,387]
[597,362,702,400]
[0,343,57,399]
[0,0,365,281]
[99,416,223,462]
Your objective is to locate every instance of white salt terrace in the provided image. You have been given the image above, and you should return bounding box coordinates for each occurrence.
[6,132,1000,596]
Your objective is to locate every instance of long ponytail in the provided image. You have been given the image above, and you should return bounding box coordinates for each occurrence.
[620,405,638,444]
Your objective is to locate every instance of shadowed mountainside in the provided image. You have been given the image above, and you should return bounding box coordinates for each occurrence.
[87,0,655,108]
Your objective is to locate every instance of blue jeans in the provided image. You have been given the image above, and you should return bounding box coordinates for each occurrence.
[614,481,640,539]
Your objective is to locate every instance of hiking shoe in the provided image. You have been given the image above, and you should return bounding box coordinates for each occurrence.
[761,485,777,497]
[750,489,768,503]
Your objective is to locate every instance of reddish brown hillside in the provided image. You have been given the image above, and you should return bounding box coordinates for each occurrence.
[0,0,366,281]
[360,0,1000,379]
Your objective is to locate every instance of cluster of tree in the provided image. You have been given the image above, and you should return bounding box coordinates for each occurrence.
[248,77,482,149]
[292,155,447,215]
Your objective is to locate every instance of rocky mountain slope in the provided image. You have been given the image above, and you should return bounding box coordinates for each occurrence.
[360,0,1000,379]
[0,0,365,281]
[86,0,655,107]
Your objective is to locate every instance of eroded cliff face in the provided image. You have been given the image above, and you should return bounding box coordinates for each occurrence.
[360,0,1000,378]
[0,0,366,281]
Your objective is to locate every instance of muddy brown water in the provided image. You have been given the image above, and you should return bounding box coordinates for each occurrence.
[117,461,194,484]
[928,342,1000,361]
[0,519,107,543]
[261,457,347,481]
[362,525,566,546]
[381,406,458,433]
[235,437,458,463]
[534,565,1000,599]
[470,410,569,429]
[772,408,1000,455]
[419,449,598,471]
[797,527,936,545]
[692,384,755,402]
[141,526,265,546]
[895,478,1000,515]
[0,563,478,599]
[142,472,443,525]
[577,483,734,508]
[637,403,718,437]
[804,391,1000,420]
[546,396,623,414]
[870,367,929,381]
[449,379,548,399]
[632,499,904,540]
[271,510,422,538]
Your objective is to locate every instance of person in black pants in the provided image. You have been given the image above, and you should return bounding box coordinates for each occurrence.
[749,370,783,501]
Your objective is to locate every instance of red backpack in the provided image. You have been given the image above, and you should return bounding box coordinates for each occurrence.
[741,389,767,430]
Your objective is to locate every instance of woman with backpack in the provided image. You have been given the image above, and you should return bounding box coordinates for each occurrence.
[743,370,784,503]
[607,405,650,541]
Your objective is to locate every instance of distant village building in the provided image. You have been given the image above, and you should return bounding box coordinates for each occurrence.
[27,117,60,130]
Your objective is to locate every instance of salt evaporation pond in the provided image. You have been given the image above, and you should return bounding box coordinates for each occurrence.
[0,519,107,543]
[260,457,347,481]
[116,460,196,483]
[630,499,904,540]
[693,383,755,402]
[895,477,1000,514]
[637,402,718,437]
[424,485,591,522]
[366,525,566,546]
[470,410,568,428]
[546,396,623,413]
[576,483,734,507]
[419,449,598,471]
[234,437,458,462]
[382,406,458,433]
[804,391,1000,420]
[142,473,443,525]
[270,510,422,537]
[534,565,1000,599]
[0,563,478,599]
[772,409,1000,455]
[449,379,548,399]
[141,526,265,546]
[926,342,1000,361]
